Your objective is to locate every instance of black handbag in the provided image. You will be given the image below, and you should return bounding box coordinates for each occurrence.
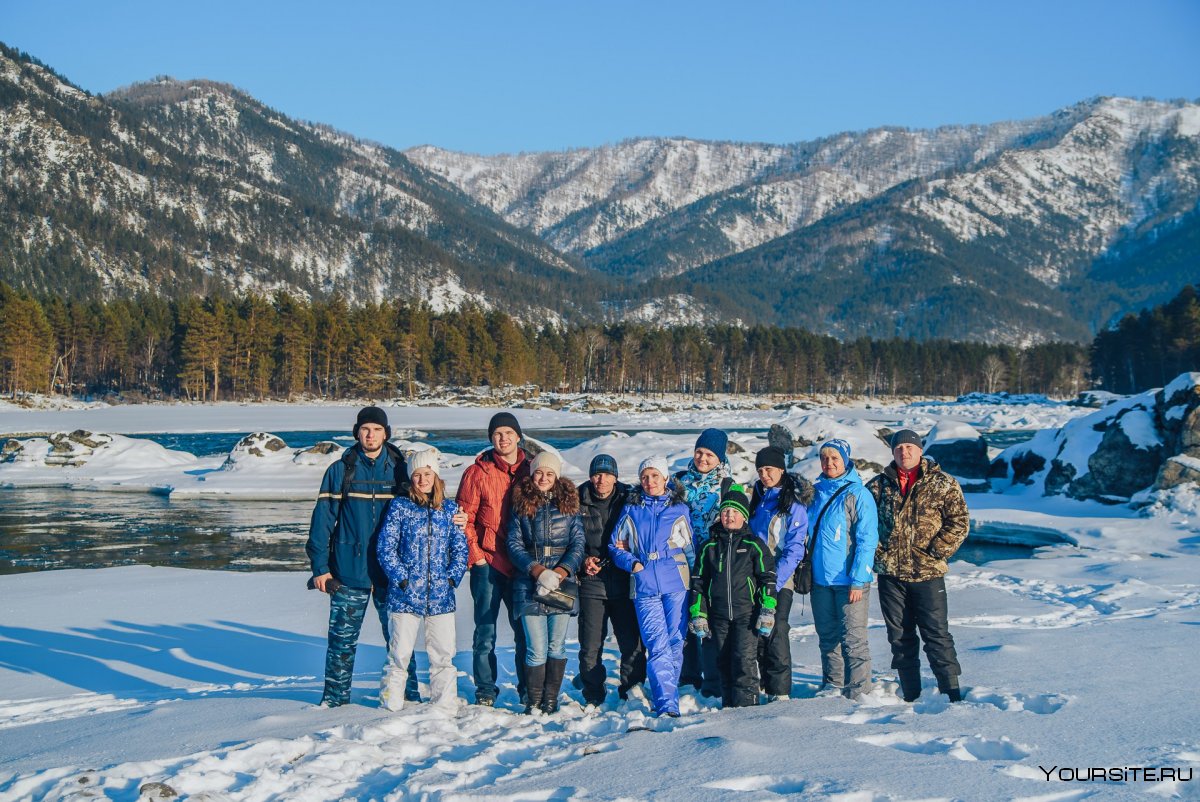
[539,576,579,612]
[793,483,851,595]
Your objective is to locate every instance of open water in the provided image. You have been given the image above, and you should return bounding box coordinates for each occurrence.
[0,427,1053,575]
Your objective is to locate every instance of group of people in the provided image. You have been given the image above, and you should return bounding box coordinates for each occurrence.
[305,406,971,717]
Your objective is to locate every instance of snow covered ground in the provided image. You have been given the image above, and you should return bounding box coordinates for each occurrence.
[1,398,1198,800]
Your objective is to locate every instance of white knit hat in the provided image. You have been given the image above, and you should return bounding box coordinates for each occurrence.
[407,449,441,477]
[638,456,670,479]
[530,450,563,478]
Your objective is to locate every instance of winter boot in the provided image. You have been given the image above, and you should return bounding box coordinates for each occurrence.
[898,668,922,703]
[523,663,546,715]
[936,674,963,703]
[541,658,568,714]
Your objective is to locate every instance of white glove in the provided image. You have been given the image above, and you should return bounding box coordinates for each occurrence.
[537,569,562,591]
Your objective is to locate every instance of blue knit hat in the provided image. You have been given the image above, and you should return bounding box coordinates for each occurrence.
[819,438,852,467]
[694,428,728,464]
[589,453,619,477]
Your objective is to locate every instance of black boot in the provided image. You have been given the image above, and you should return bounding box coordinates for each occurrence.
[898,668,922,703]
[524,664,546,714]
[936,674,962,703]
[541,658,568,714]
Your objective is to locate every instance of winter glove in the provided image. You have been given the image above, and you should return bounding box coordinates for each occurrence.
[537,569,562,591]
[689,617,710,640]
[756,610,775,637]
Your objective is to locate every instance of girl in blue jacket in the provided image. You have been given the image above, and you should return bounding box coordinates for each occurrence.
[507,451,585,715]
[609,457,695,717]
[377,450,469,711]
[807,439,879,700]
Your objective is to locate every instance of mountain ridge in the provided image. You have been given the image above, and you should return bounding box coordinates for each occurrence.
[2,41,1197,344]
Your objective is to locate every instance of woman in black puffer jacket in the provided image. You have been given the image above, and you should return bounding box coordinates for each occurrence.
[507,451,585,714]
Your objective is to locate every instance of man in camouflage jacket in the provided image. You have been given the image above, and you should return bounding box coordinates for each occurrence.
[867,429,970,703]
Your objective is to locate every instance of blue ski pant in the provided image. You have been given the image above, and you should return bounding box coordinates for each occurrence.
[634,590,689,715]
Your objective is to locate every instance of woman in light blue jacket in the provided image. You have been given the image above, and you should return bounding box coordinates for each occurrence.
[807,438,878,700]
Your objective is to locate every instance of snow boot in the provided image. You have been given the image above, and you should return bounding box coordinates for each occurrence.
[936,674,963,703]
[541,658,567,714]
[523,663,546,714]
[898,668,922,703]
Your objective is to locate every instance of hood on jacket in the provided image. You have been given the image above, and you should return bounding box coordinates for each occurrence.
[750,472,815,513]
[631,481,688,507]
[511,474,579,518]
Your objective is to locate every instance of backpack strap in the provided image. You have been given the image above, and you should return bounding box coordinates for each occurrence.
[339,447,358,501]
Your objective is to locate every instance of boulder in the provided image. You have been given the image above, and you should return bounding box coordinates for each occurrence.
[1157,455,1200,490]
[923,422,990,479]
[1,438,22,463]
[45,430,113,467]
[223,432,289,468]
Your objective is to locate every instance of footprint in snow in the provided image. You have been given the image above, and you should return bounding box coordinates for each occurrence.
[856,731,1032,761]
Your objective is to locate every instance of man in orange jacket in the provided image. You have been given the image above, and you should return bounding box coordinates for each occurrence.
[456,411,530,706]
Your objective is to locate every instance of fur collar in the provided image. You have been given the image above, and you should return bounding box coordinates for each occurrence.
[511,475,579,518]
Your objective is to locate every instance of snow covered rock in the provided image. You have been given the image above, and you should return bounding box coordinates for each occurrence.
[223,432,289,467]
[292,441,344,465]
[45,430,114,466]
[923,421,990,479]
[1,438,22,463]
[993,372,1200,502]
[1156,455,1200,490]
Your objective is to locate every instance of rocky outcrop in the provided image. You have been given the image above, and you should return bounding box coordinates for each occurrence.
[923,422,990,480]
[992,372,1200,502]
[45,430,113,467]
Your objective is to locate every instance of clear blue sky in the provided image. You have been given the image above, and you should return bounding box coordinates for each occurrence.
[4,0,1199,154]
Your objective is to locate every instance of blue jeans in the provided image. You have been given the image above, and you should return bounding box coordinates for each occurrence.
[522,613,571,666]
[469,563,528,701]
[321,585,416,706]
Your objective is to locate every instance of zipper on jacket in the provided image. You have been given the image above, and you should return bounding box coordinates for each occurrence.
[725,535,734,620]
[425,508,433,617]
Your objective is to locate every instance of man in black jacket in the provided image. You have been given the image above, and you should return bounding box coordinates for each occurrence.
[575,454,646,706]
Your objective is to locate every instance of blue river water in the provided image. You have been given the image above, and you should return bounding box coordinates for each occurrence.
[0,427,1043,575]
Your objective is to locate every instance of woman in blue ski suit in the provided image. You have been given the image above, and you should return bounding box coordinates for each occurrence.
[808,438,879,699]
[609,457,695,717]
[376,450,469,711]
[747,446,814,699]
[507,451,585,715]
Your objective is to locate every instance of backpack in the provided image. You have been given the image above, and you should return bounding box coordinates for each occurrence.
[340,441,410,500]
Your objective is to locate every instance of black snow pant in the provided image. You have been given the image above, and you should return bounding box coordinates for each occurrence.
[878,574,961,696]
[577,594,646,704]
[705,615,760,708]
[756,588,793,696]
[681,629,722,696]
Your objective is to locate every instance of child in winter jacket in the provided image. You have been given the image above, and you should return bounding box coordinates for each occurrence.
[377,450,469,711]
[689,484,778,708]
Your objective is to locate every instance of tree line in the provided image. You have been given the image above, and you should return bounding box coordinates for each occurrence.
[1090,285,1200,395]
[0,282,1115,401]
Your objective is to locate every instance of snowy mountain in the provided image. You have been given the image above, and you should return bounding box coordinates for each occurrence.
[0,45,596,320]
[2,41,1197,342]
[409,98,1200,341]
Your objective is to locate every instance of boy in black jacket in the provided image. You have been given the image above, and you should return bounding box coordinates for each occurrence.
[688,484,778,708]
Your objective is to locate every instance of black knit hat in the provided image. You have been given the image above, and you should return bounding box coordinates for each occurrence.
[354,406,391,439]
[488,411,522,440]
[755,447,788,471]
[889,429,924,450]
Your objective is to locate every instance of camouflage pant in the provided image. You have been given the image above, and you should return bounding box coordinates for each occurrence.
[321,585,417,706]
